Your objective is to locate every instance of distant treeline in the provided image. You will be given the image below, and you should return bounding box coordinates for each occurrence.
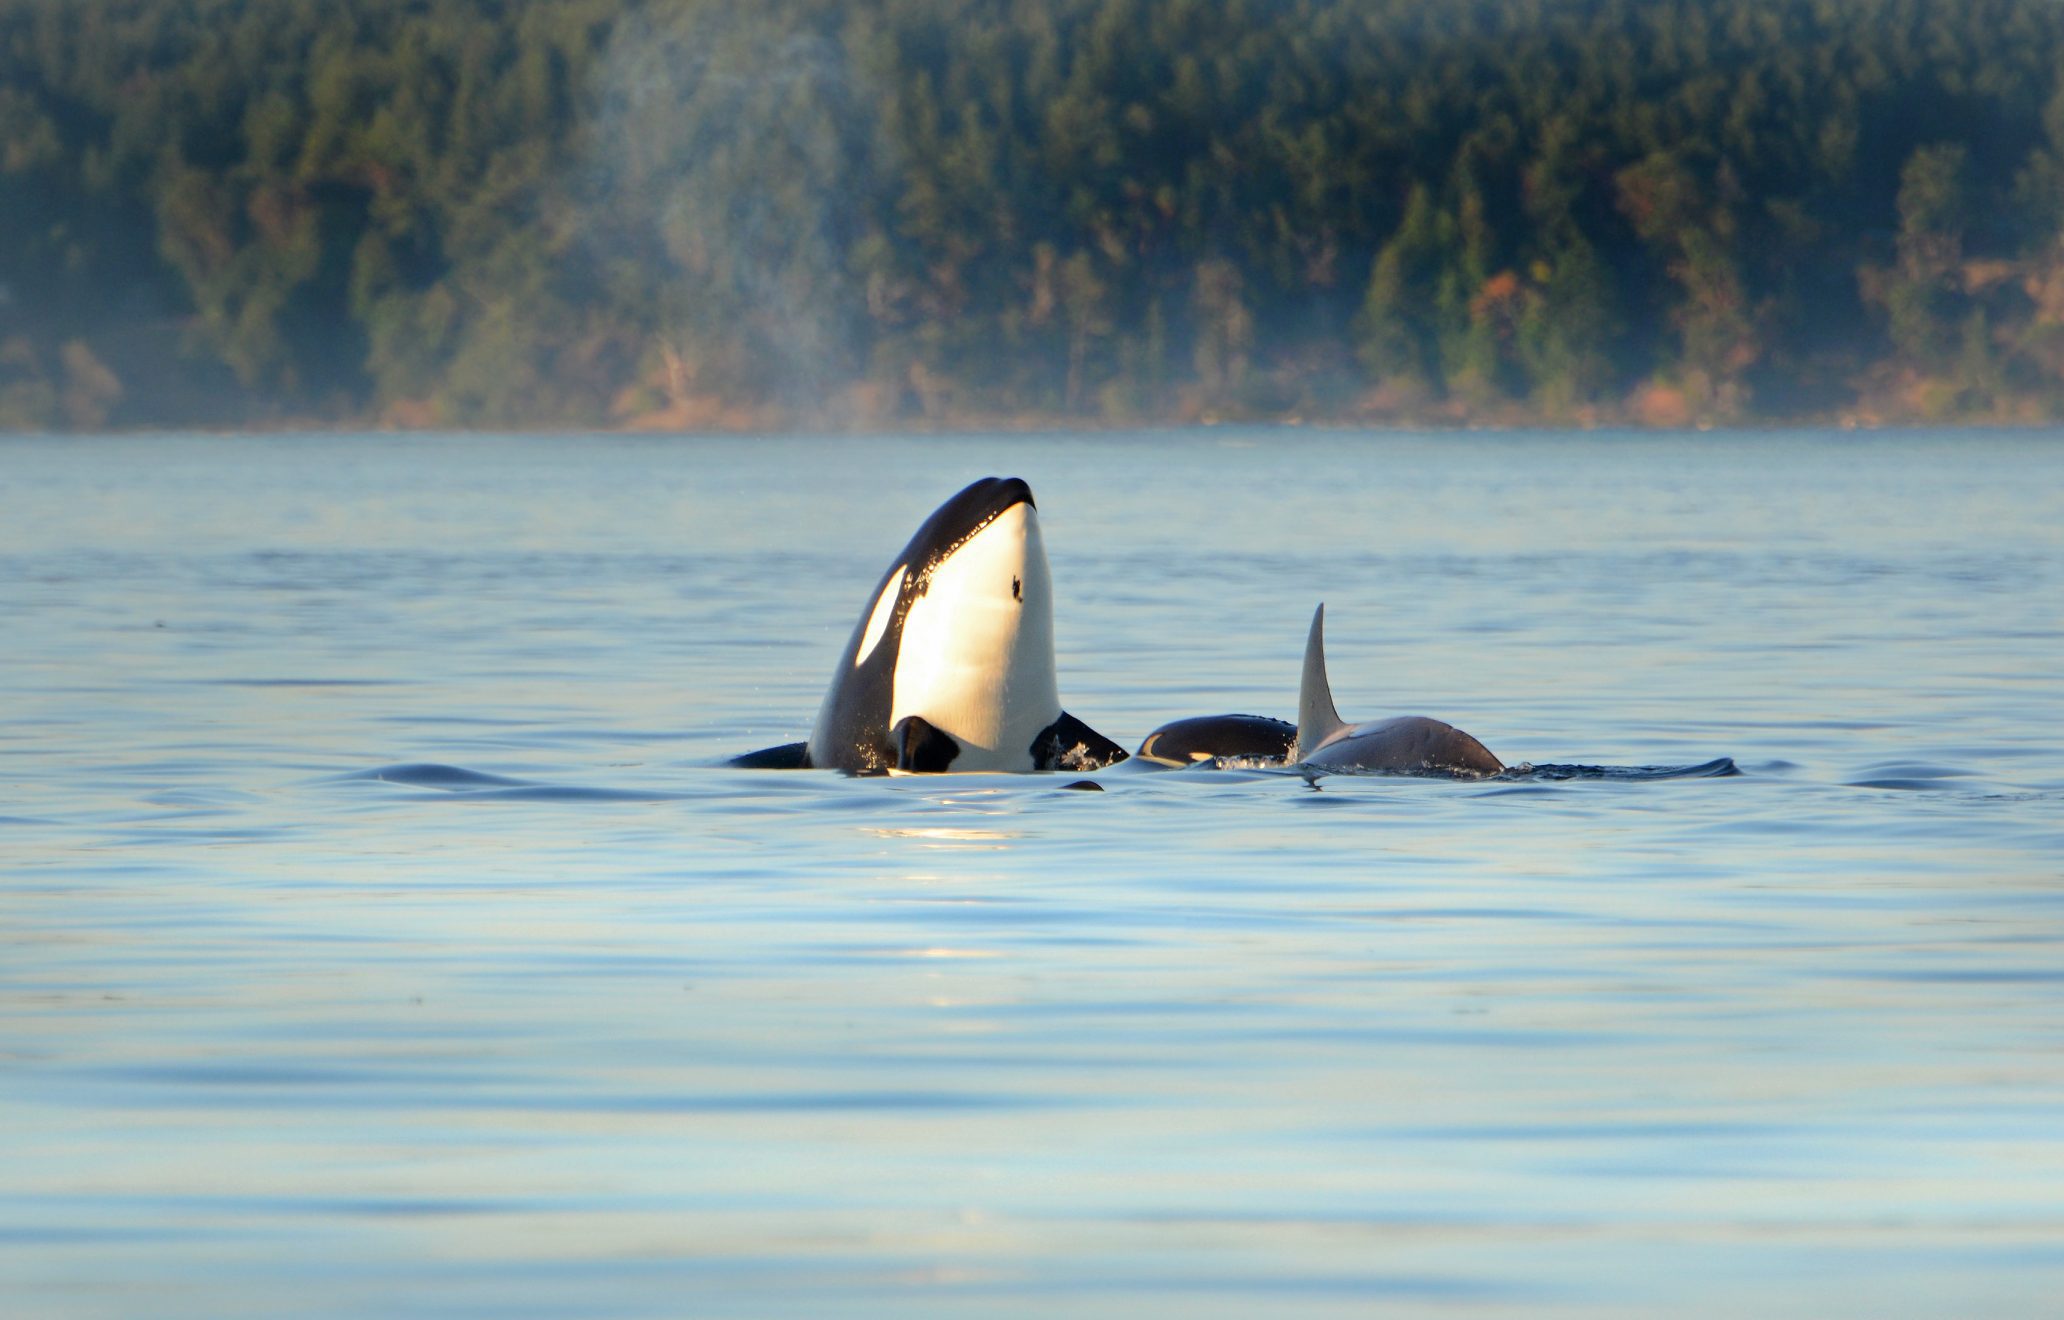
[7,0,2064,430]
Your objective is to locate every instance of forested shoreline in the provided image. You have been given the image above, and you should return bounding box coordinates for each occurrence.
[7,0,2064,432]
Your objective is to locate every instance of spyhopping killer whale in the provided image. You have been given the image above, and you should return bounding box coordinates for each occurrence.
[731,477,1128,774]
[1293,604,1504,777]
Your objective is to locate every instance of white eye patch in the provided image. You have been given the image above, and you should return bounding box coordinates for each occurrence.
[854,565,907,668]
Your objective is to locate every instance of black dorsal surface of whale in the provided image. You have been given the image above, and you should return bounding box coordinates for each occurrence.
[1134,714,1296,767]
[1293,604,1504,778]
[732,477,1127,775]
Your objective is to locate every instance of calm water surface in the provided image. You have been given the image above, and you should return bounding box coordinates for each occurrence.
[3,430,2062,1316]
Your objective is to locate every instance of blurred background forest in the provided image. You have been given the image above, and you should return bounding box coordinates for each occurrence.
[7,0,2064,431]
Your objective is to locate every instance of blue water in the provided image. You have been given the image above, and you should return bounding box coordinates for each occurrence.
[4,430,2062,1317]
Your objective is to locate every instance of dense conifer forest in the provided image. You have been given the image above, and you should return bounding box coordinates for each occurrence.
[6,0,2064,430]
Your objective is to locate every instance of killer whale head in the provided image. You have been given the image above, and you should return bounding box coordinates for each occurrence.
[796,477,1124,774]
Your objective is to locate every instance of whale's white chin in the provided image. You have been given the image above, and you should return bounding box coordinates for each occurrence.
[890,503,1060,769]
[774,476,1123,775]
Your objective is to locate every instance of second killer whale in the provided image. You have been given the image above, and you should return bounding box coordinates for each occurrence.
[1131,604,1498,777]
[1134,605,1734,780]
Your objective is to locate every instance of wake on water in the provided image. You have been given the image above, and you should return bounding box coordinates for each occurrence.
[1502,757,1740,781]
[1164,755,1740,780]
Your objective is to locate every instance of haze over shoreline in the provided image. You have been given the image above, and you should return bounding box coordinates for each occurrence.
[8,0,2064,434]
